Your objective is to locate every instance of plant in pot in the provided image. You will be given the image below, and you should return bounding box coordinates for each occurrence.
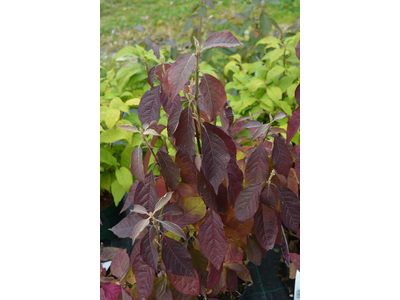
[100,26,300,299]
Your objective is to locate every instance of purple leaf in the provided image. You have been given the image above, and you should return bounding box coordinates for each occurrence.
[131,243,155,299]
[110,249,129,279]
[295,152,300,184]
[260,184,277,206]
[197,170,219,212]
[138,85,161,126]
[245,237,262,266]
[295,84,300,105]
[160,86,181,115]
[159,220,186,240]
[157,150,180,190]
[226,269,238,291]
[175,149,197,186]
[286,106,300,144]
[148,65,156,87]
[134,172,158,212]
[167,101,182,137]
[121,288,133,300]
[140,226,158,271]
[274,111,287,121]
[154,191,174,213]
[120,181,140,214]
[245,143,269,186]
[109,214,143,238]
[277,187,300,231]
[272,134,293,178]
[201,123,230,193]
[130,146,145,183]
[295,40,300,60]
[118,124,139,133]
[203,30,243,51]
[289,253,300,271]
[131,217,150,243]
[162,236,195,276]
[161,202,184,217]
[234,184,262,223]
[167,270,200,296]
[131,204,148,215]
[227,162,244,206]
[205,0,215,9]
[163,53,195,101]
[101,283,121,300]
[174,106,196,156]
[254,204,278,251]
[199,73,227,122]
[219,105,234,133]
[152,42,160,59]
[250,124,270,142]
[199,210,228,269]
[207,262,223,290]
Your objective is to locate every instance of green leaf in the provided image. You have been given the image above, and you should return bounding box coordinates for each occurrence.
[110,97,129,114]
[107,69,115,81]
[256,36,282,46]
[184,15,196,33]
[260,12,271,35]
[279,76,295,93]
[246,79,265,93]
[100,172,112,192]
[267,66,285,81]
[114,46,144,60]
[280,101,292,115]
[100,148,118,166]
[198,6,207,17]
[267,87,282,102]
[111,180,125,206]
[104,108,121,129]
[287,83,298,100]
[262,48,284,65]
[116,167,133,190]
[100,128,132,144]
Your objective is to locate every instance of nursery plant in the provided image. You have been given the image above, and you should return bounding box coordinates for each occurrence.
[100,28,300,299]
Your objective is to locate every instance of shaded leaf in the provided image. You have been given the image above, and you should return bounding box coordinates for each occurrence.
[260,184,277,206]
[245,237,262,266]
[167,270,200,296]
[131,218,150,243]
[260,11,271,35]
[201,123,230,193]
[175,149,197,186]
[219,105,234,133]
[174,107,196,156]
[138,86,161,126]
[160,86,181,115]
[203,30,243,51]
[286,106,300,144]
[287,168,299,197]
[167,100,182,137]
[109,214,143,238]
[162,236,194,276]
[199,210,228,269]
[131,243,155,299]
[272,134,292,177]
[289,253,300,271]
[196,170,219,213]
[223,209,253,239]
[101,283,121,300]
[140,226,158,271]
[157,150,180,190]
[154,191,174,213]
[110,249,129,279]
[120,181,140,214]
[254,204,278,251]
[148,65,156,87]
[159,220,187,240]
[295,84,300,105]
[245,143,269,186]
[251,124,270,142]
[205,0,215,9]
[164,197,206,227]
[277,187,300,231]
[130,146,145,183]
[234,184,262,223]
[207,262,223,290]
[199,73,227,122]
[134,172,158,212]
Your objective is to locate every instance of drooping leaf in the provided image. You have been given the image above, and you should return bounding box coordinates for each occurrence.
[162,236,194,276]
[175,149,197,186]
[131,243,155,299]
[159,220,187,240]
[234,184,262,223]
[254,204,278,251]
[131,217,150,243]
[167,270,200,296]
[199,73,227,122]
[140,226,158,271]
[245,143,269,186]
[207,262,223,290]
[163,53,195,101]
[164,197,206,227]
[203,30,243,51]
[272,134,292,178]
[225,240,244,263]
[157,150,181,190]
[277,187,300,231]
[138,86,161,126]
[134,172,159,212]
[167,100,182,137]
[130,146,145,183]
[110,249,129,279]
[109,214,143,238]
[174,107,196,156]
[260,11,272,35]
[201,123,230,193]
[286,106,300,144]
[245,237,262,266]
[260,184,277,206]
[161,202,184,217]
[199,210,229,269]
[295,84,300,104]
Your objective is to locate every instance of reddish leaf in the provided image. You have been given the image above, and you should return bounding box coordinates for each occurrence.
[199,73,227,122]
[131,243,155,299]
[277,187,300,231]
[167,270,200,296]
[120,288,133,300]
[254,204,278,251]
[154,277,173,300]
[138,86,161,126]
[219,105,234,133]
[109,214,143,238]
[227,162,244,206]
[140,226,158,271]
[199,210,228,269]
[131,218,150,244]
[203,30,243,51]
[295,84,300,105]
[272,134,293,178]
[251,124,270,142]
[289,253,300,271]
[226,269,238,291]
[147,65,156,87]
[225,240,244,264]
[101,283,121,300]
[207,262,223,290]
[134,172,158,212]
[245,143,269,185]
[295,40,300,60]
[175,149,197,186]
[295,153,300,184]
[167,101,182,137]
[260,184,277,206]
[162,236,194,276]
[156,63,172,83]
[110,249,130,279]
[157,150,180,190]
[223,210,253,239]
[189,248,209,290]
[234,184,262,223]
[159,220,186,239]
[245,237,262,266]
[130,146,145,183]
[152,43,160,59]
[201,123,230,193]
[120,180,140,214]
[287,168,299,197]
[164,196,206,227]
[196,170,219,213]
[174,106,196,156]
[100,288,107,300]
[286,106,300,144]
[163,53,195,101]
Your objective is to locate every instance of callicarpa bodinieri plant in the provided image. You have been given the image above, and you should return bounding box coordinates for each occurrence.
[100,30,300,300]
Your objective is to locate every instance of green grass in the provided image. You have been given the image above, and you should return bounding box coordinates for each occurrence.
[100,0,300,60]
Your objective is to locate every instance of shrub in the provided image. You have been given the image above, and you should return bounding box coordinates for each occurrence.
[100,29,300,299]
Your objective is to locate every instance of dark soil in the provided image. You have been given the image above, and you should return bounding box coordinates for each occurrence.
[100,190,114,210]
